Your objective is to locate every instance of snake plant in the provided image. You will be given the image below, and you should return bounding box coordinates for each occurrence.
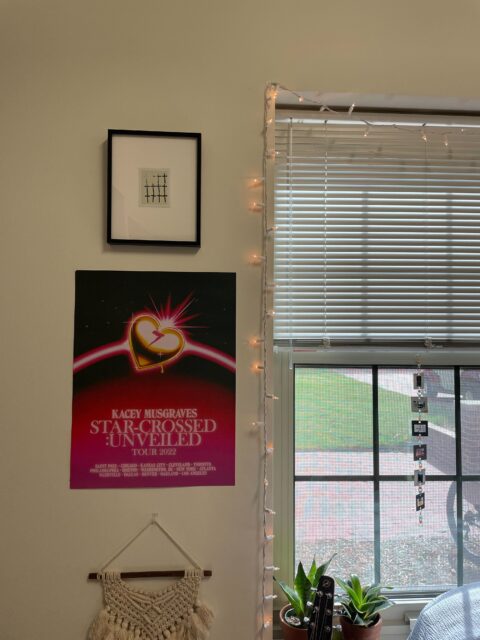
[275,554,336,628]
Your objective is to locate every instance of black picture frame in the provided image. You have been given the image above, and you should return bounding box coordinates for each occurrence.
[107,129,201,247]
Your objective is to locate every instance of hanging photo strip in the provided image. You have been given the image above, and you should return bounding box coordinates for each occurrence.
[412,361,427,524]
[411,420,429,437]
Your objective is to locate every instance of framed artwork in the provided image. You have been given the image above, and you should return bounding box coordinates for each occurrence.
[107,130,201,247]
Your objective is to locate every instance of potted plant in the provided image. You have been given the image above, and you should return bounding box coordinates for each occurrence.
[275,554,335,640]
[336,575,392,640]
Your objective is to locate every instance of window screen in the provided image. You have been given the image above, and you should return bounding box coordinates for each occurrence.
[294,365,480,592]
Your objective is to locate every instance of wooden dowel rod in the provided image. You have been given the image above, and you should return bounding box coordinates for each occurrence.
[88,570,212,580]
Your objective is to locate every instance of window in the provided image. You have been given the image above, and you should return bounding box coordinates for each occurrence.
[273,109,480,598]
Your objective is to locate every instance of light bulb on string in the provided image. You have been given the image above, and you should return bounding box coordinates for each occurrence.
[266,309,276,318]
[249,253,266,265]
[249,337,264,347]
[266,225,277,234]
[422,126,428,142]
[265,566,280,571]
[250,177,264,188]
[251,420,265,428]
[298,96,304,103]
[249,201,265,212]
[264,594,277,600]
[443,133,449,147]
[252,362,265,373]
[265,150,279,160]
[269,84,279,99]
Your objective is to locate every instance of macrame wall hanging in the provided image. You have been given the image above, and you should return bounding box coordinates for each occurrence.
[88,515,213,640]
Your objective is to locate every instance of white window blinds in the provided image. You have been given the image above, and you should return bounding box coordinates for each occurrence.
[274,112,480,346]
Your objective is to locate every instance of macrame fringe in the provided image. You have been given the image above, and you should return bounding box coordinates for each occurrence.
[195,603,214,630]
[89,603,214,640]
[177,603,214,640]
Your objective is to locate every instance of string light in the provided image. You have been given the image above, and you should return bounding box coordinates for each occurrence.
[265,566,280,571]
[266,309,276,317]
[260,83,277,637]
[444,133,449,147]
[269,83,279,100]
[251,420,265,428]
[266,225,277,234]
[250,177,265,188]
[265,150,278,160]
[252,363,265,373]
[275,84,472,145]
[250,254,266,264]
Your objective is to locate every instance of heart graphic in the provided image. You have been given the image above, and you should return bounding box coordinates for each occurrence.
[129,315,185,371]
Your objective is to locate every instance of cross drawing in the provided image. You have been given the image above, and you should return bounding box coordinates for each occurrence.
[139,169,170,208]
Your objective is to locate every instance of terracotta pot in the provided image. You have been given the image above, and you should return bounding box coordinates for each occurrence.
[279,605,308,640]
[340,615,382,640]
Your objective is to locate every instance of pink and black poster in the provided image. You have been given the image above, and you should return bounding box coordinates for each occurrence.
[70,270,236,489]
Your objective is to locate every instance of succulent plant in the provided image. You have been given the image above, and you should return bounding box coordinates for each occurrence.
[336,575,392,627]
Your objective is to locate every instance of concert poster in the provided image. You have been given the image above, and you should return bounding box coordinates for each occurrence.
[70,270,236,489]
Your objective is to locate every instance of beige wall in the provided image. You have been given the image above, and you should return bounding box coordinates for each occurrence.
[1,1,480,638]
